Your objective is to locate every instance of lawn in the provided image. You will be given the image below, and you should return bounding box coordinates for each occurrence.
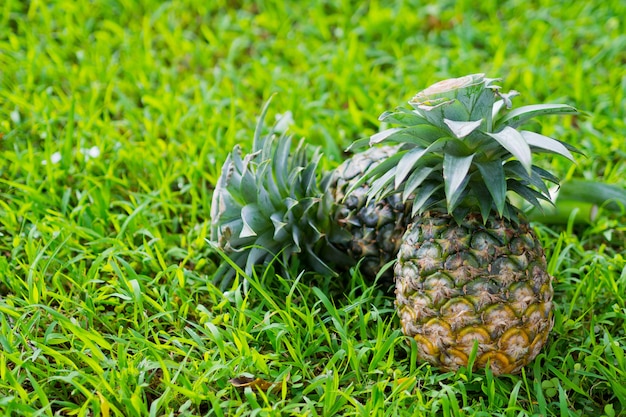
[1,0,625,416]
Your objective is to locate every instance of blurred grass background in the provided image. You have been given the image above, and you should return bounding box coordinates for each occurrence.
[1,0,625,415]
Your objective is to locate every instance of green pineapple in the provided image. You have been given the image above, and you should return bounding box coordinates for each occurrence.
[323,144,410,281]
[360,74,578,374]
[210,100,410,289]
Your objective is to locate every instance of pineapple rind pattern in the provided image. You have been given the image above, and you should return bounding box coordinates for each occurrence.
[325,145,411,282]
[395,213,554,375]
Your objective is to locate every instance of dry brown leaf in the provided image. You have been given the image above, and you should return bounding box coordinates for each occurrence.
[229,376,275,392]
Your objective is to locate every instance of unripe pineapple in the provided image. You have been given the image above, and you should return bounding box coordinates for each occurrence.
[324,145,410,282]
[361,74,579,374]
[210,100,410,289]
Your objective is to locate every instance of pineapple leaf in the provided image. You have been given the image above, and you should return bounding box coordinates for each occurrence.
[240,204,268,238]
[444,118,483,139]
[495,90,520,110]
[393,140,447,190]
[288,166,306,195]
[370,128,403,145]
[253,95,275,151]
[256,158,270,181]
[270,213,288,241]
[508,179,553,210]
[214,196,242,222]
[216,153,233,187]
[253,229,282,257]
[298,197,320,220]
[240,168,258,204]
[284,197,298,212]
[449,176,471,212]
[245,243,274,275]
[368,167,397,202]
[442,99,471,121]
[231,145,245,173]
[411,182,442,217]
[378,107,427,125]
[345,137,370,152]
[486,126,532,174]
[257,183,276,217]
[292,225,302,251]
[261,130,275,158]
[403,166,435,203]
[443,153,474,212]
[224,222,249,248]
[496,103,578,129]
[239,219,257,239]
[273,134,292,193]
[365,74,580,223]
[395,147,426,189]
[475,159,506,216]
[532,165,560,185]
[505,161,550,196]
[266,167,282,206]
[303,248,336,276]
[520,130,576,161]
[562,140,585,155]
[292,138,308,168]
[451,206,470,224]
[468,87,500,125]
[346,151,404,196]
[472,180,494,222]
[300,153,321,195]
[492,100,505,122]
[441,136,473,156]
[371,125,444,147]
[211,154,234,238]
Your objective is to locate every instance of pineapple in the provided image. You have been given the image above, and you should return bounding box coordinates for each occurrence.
[323,145,410,282]
[360,74,578,374]
[210,100,410,289]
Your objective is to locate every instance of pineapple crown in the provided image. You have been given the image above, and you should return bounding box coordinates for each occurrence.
[353,73,580,223]
[210,99,349,288]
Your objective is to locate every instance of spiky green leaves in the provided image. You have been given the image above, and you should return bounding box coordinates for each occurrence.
[358,74,579,222]
[210,102,338,289]
[410,73,501,129]
[486,127,532,174]
[444,153,474,210]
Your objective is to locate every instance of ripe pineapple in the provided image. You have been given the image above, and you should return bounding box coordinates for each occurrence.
[361,74,578,374]
[210,100,410,289]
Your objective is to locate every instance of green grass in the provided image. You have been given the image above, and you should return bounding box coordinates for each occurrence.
[1,0,625,415]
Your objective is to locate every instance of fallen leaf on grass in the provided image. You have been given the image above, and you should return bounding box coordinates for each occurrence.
[229,376,276,392]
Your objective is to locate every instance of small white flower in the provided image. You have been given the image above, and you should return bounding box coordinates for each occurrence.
[87,146,100,158]
[42,152,62,165]
[10,110,20,123]
[80,146,101,161]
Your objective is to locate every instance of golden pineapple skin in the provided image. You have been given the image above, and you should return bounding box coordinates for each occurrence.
[395,212,553,375]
